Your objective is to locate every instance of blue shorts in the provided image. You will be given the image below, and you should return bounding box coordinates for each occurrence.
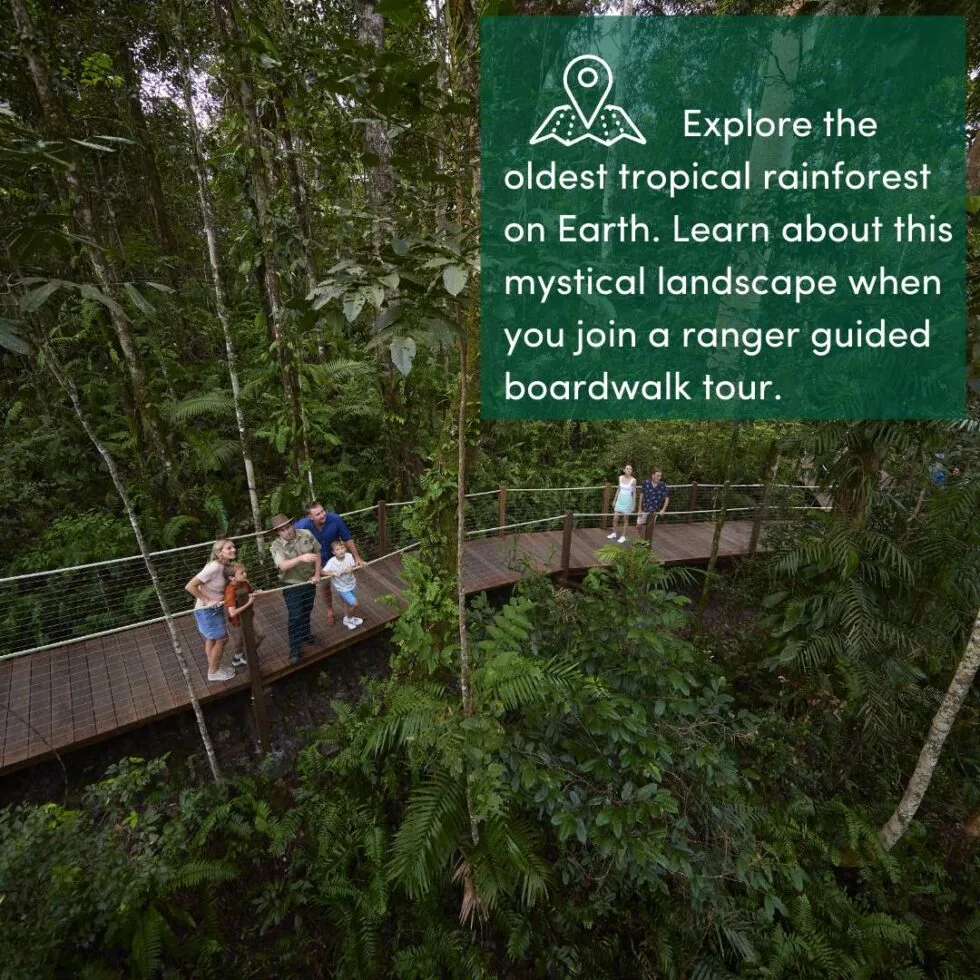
[194,607,227,641]
[336,587,357,606]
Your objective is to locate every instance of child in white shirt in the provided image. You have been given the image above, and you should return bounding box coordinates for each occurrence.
[324,539,363,630]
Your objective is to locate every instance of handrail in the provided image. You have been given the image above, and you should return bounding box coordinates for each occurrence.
[0,483,819,584]
[0,483,826,659]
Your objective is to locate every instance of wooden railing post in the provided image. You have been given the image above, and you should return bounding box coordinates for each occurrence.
[601,484,612,528]
[241,604,270,758]
[377,500,387,556]
[688,481,698,517]
[498,485,507,536]
[560,510,573,581]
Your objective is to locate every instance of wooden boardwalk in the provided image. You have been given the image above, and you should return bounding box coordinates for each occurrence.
[0,521,757,774]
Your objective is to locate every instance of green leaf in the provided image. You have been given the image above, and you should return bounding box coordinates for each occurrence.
[143,281,175,293]
[343,292,366,323]
[70,137,115,153]
[365,283,385,309]
[390,337,417,376]
[20,280,62,314]
[0,319,29,354]
[375,302,403,332]
[380,272,400,289]
[78,283,127,320]
[123,282,155,316]
[391,237,409,256]
[442,264,468,297]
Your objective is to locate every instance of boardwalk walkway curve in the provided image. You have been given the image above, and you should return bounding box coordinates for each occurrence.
[0,483,825,773]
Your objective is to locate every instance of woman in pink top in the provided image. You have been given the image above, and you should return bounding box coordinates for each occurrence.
[185,538,237,682]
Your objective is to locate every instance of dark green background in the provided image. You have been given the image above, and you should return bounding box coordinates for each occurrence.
[480,17,965,419]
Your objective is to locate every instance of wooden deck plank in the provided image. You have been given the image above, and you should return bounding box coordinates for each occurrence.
[0,659,12,759]
[49,648,73,753]
[0,521,762,775]
[27,651,52,760]
[2,653,32,768]
[100,632,135,729]
[139,625,176,715]
[67,642,97,745]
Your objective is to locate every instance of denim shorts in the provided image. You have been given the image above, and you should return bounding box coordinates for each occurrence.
[194,606,227,640]
[336,587,357,606]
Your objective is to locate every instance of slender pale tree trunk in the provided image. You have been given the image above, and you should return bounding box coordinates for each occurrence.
[40,344,222,783]
[211,0,313,495]
[10,0,176,484]
[180,61,265,548]
[878,610,980,850]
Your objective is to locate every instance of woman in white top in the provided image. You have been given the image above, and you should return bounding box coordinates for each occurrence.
[185,538,238,682]
[608,464,637,544]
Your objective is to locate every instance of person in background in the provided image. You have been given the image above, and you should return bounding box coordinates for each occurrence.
[268,514,321,665]
[185,538,237,683]
[223,561,265,668]
[323,539,364,630]
[294,501,364,627]
[607,464,637,544]
[638,468,671,542]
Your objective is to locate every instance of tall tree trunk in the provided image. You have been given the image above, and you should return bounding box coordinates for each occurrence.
[878,609,980,850]
[116,42,178,257]
[355,0,396,246]
[354,0,408,492]
[9,0,176,486]
[695,422,740,629]
[211,0,313,493]
[40,343,221,783]
[180,59,265,548]
[272,87,317,292]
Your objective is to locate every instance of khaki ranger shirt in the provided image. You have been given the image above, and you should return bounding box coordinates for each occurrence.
[269,529,321,586]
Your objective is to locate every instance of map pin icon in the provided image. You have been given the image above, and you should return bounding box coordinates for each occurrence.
[563,55,614,130]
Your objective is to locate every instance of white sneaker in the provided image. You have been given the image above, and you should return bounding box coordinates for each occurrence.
[343,616,357,630]
[207,667,235,682]
[606,531,618,539]
[231,653,247,668]
[617,535,627,543]
[350,616,363,626]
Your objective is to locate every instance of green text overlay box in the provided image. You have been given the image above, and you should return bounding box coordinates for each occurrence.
[480,17,965,420]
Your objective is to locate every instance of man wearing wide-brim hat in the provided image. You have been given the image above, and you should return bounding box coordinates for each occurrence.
[268,513,322,664]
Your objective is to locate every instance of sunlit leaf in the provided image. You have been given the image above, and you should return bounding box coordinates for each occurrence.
[123,282,155,316]
[443,264,468,296]
[390,337,417,376]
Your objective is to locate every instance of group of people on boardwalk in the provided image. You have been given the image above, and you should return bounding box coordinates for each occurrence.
[185,472,669,682]
[608,465,671,544]
[185,501,366,683]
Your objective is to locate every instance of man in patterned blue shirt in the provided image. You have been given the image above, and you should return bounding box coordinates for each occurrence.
[639,469,670,541]
[294,501,364,627]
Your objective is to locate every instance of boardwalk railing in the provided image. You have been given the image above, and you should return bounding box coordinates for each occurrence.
[0,483,827,659]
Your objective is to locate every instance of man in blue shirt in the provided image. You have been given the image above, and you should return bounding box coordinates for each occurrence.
[294,501,365,627]
[639,469,670,542]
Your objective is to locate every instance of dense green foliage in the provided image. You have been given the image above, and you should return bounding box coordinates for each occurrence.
[3,547,980,978]
[2,0,980,976]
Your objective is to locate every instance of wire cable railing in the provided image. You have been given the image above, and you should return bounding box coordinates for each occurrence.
[0,483,827,659]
